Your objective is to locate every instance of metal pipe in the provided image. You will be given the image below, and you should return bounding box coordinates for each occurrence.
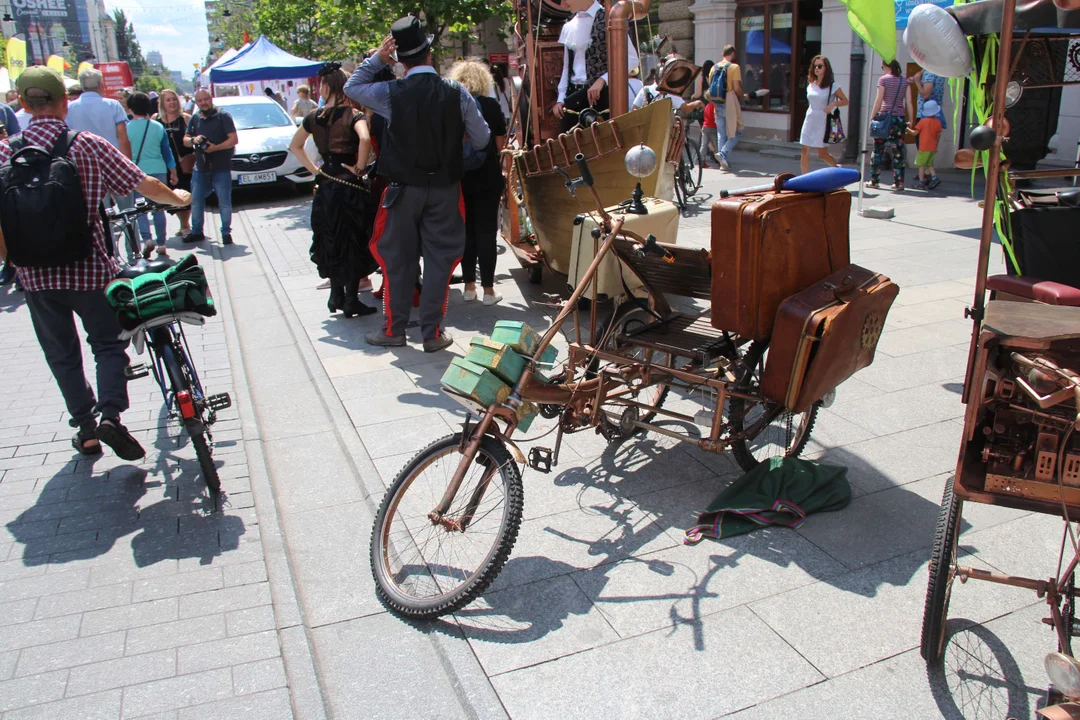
[964,0,1018,405]
[956,565,1049,595]
[607,0,649,118]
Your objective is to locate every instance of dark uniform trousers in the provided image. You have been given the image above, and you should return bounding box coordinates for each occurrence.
[369,183,465,341]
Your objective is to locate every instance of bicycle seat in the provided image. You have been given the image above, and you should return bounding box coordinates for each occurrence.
[117,257,176,280]
[987,274,1080,307]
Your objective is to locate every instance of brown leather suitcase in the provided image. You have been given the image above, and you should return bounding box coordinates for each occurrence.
[710,188,851,340]
[760,264,899,413]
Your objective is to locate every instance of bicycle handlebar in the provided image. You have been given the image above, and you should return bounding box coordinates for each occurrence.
[106,200,186,220]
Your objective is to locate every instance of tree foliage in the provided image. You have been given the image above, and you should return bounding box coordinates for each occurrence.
[112,9,146,77]
[238,0,512,62]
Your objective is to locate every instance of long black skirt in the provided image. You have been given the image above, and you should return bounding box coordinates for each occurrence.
[309,177,378,282]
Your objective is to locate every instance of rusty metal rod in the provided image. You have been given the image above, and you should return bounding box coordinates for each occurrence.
[957,565,1049,595]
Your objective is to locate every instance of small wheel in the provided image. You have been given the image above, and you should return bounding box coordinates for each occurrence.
[921,476,962,664]
[529,266,543,285]
[729,340,817,471]
[189,427,220,495]
[597,306,670,438]
[370,432,523,619]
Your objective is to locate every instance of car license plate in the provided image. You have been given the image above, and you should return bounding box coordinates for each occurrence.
[238,172,277,185]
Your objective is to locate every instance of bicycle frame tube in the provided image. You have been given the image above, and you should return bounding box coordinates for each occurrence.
[431,218,626,522]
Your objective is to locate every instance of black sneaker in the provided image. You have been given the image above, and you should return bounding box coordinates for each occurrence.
[183,232,206,244]
[221,233,234,245]
[96,418,145,461]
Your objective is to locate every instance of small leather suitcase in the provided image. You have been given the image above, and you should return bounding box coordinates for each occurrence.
[711,187,851,340]
[760,264,899,413]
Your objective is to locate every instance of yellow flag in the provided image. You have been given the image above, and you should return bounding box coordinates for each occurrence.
[6,37,26,81]
[46,55,65,74]
[78,61,94,76]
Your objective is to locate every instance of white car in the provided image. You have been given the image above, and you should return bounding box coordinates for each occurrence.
[212,95,317,188]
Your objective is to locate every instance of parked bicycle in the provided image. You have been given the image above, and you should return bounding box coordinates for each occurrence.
[105,202,231,497]
[673,141,702,210]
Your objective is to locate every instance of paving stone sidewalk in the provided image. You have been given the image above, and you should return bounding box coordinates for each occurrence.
[228,150,1063,720]
[0,241,293,719]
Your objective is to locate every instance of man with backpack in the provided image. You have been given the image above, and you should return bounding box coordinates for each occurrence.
[705,45,748,170]
[0,67,192,460]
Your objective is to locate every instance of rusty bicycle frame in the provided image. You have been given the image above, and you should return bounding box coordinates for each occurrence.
[946,0,1080,663]
[428,153,785,530]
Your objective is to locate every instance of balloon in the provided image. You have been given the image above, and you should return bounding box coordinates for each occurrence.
[969,124,996,151]
[903,4,974,78]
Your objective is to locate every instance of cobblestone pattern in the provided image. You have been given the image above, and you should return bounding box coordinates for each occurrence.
[0,239,290,719]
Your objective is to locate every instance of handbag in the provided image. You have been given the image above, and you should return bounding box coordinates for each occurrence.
[869,79,903,140]
[824,84,846,144]
[179,153,196,174]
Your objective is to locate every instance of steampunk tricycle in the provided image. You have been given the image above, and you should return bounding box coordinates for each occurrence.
[368,143,899,618]
[912,0,1080,710]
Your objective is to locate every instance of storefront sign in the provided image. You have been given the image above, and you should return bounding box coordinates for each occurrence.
[739,15,764,31]
[10,0,90,66]
[489,52,509,64]
[895,0,955,29]
[772,12,792,29]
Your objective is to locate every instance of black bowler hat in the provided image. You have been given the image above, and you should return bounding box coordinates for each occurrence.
[391,15,433,59]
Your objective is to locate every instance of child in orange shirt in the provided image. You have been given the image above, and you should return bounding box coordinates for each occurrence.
[910,99,943,190]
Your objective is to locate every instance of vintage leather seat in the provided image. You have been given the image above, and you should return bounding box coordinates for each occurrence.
[986,274,1080,307]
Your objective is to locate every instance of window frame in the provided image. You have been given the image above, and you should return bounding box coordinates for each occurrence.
[734,0,798,115]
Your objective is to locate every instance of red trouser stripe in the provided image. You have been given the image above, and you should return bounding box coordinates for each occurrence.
[368,189,392,336]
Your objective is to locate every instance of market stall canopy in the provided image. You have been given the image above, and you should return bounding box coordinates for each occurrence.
[209,36,323,83]
[198,46,245,87]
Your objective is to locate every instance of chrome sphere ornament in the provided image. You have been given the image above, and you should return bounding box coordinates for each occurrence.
[625,143,658,179]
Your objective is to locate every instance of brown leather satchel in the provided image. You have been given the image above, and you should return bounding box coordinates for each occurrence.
[760,264,899,413]
[710,185,851,340]
[179,153,196,174]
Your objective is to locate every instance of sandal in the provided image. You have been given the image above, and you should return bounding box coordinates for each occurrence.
[71,428,102,455]
[96,418,145,461]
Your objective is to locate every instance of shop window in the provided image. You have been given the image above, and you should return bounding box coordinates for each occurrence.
[736,2,793,112]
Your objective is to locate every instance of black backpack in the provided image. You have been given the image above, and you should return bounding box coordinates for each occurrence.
[0,130,94,267]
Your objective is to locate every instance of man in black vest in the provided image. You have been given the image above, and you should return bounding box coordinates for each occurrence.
[345,17,490,352]
[552,0,640,133]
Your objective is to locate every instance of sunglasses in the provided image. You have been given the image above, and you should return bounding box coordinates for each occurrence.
[814,64,825,69]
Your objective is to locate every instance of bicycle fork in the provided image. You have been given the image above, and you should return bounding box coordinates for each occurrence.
[429,408,500,532]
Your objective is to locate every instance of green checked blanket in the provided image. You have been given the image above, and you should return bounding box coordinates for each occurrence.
[684,457,851,543]
[105,254,216,331]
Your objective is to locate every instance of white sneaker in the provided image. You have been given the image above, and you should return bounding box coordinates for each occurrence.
[483,292,503,306]
[316,279,331,290]
[463,289,478,302]
[719,153,730,171]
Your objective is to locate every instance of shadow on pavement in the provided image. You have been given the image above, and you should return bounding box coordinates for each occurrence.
[6,407,244,569]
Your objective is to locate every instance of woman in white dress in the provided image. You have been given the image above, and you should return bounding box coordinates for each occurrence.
[799,55,848,174]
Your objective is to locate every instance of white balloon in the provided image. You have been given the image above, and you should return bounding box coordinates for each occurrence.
[903,4,974,78]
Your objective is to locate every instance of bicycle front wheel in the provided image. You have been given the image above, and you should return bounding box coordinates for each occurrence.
[371,432,523,619]
[683,143,703,194]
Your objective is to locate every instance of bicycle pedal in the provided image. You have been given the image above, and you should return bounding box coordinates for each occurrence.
[207,393,232,411]
[528,447,554,473]
[124,362,150,379]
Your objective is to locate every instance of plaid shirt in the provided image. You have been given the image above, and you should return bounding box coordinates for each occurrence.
[1,117,145,292]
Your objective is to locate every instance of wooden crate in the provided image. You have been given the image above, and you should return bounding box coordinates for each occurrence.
[491,321,541,356]
[440,358,510,408]
[465,338,526,385]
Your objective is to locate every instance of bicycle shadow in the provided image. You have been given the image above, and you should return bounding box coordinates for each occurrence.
[5,407,244,570]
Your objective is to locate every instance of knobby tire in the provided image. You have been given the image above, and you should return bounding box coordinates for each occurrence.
[921,475,961,664]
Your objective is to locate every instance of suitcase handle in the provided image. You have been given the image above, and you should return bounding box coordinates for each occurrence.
[825,274,860,302]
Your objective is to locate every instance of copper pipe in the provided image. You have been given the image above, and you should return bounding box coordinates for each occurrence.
[964,0,1018,406]
[607,0,649,118]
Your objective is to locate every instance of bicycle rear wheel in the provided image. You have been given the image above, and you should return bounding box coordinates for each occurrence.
[683,143,703,194]
[157,332,221,494]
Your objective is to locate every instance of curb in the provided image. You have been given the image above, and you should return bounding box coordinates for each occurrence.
[230,206,510,720]
[208,233,330,720]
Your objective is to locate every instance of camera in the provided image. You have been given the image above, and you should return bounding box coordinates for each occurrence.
[194,140,209,151]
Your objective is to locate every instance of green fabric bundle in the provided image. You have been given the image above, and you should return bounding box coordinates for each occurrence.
[105,254,216,331]
[684,457,851,544]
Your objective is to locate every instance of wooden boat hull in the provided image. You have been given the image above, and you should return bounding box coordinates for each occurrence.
[511,99,677,275]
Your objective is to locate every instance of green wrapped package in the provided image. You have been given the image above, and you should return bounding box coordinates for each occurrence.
[105,254,215,331]
[684,457,851,544]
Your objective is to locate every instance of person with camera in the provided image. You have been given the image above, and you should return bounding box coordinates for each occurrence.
[0,67,192,460]
[183,89,237,245]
